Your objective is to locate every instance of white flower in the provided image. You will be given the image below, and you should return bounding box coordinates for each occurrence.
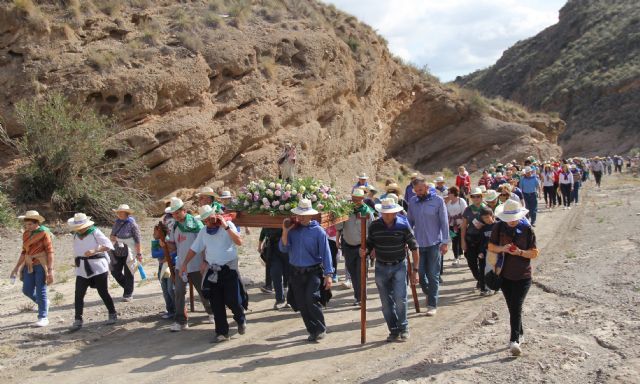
[299,186,306,193]
[279,205,286,211]
[291,190,298,196]
[284,203,291,210]
[269,182,276,189]
[285,184,292,191]
[244,200,250,207]
[266,189,274,196]
[275,183,282,190]
[262,197,270,204]
[275,190,282,197]
[310,195,318,202]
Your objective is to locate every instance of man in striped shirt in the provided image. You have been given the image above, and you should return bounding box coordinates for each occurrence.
[361,198,419,342]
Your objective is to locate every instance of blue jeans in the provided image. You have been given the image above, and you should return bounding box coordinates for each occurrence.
[418,245,441,308]
[158,263,175,315]
[572,182,581,204]
[374,261,408,335]
[269,249,290,303]
[523,192,538,224]
[22,264,48,319]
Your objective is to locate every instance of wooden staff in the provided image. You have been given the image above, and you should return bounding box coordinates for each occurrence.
[405,248,420,313]
[189,280,195,312]
[360,214,367,344]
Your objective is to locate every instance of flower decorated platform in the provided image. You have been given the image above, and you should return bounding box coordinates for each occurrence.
[228,178,352,229]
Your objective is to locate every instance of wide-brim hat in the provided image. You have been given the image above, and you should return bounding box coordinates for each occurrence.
[357,173,369,180]
[291,199,319,216]
[375,198,403,214]
[410,172,418,179]
[196,186,216,197]
[195,204,220,221]
[351,188,366,198]
[470,187,484,196]
[218,190,233,199]
[386,183,400,193]
[165,197,185,213]
[67,213,94,231]
[484,190,499,202]
[434,176,445,183]
[495,200,529,222]
[18,210,45,223]
[364,184,378,193]
[112,204,134,214]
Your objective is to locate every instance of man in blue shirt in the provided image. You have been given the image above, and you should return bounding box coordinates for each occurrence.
[519,166,542,226]
[407,178,450,317]
[280,199,333,342]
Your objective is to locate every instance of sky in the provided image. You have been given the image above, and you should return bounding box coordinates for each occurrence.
[324,0,566,82]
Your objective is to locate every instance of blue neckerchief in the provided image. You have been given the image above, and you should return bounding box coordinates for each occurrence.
[206,226,220,235]
[515,218,530,234]
[115,217,134,225]
[416,187,437,202]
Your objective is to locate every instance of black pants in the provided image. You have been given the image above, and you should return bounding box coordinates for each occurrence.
[205,267,246,336]
[342,244,361,301]
[560,184,572,207]
[74,272,116,320]
[290,267,326,336]
[501,277,532,342]
[264,255,272,288]
[111,255,134,297]
[450,228,462,259]
[464,236,483,289]
[269,245,290,303]
[615,164,622,173]
[593,170,603,187]
[328,239,338,279]
[543,186,556,206]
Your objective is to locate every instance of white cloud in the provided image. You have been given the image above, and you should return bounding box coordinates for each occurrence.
[324,0,565,81]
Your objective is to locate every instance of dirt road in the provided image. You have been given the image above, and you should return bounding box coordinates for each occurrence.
[0,174,638,383]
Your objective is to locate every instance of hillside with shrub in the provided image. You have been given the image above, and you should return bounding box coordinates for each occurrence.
[456,0,640,156]
[0,0,564,215]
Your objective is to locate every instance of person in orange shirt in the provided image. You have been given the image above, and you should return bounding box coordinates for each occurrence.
[10,211,55,327]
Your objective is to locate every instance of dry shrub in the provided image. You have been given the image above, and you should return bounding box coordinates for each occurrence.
[177,31,205,53]
[261,56,277,79]
[13,0,50,32]
[229,0,252,27]
[0,184,17,228]
[97,0,123,16]
[203,11,224,29]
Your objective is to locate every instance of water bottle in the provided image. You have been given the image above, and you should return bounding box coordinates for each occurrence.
[181,271,188,283]
[138,264,147,280]
[10,276,16,285]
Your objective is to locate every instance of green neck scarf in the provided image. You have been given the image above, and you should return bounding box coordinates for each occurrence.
[469,203,486,213]
[355,203,373,216]
[175,214,204,234]
[30,225,51,236]
[76,226,97,239]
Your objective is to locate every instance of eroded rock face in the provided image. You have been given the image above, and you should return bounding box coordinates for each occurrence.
[0,1,563,207]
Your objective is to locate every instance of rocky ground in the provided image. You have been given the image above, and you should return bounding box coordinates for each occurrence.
[0,172,638,384]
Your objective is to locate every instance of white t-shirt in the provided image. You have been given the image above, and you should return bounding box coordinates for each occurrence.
[190,222,239,266]
[542,172,555,187]
[169,224,204,273]
[446,197,467,226]
[73,228,113,279]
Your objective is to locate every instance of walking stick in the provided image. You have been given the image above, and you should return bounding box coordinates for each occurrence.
[189,280,195,312]
[406,248,420,313]
[360,214,368,344]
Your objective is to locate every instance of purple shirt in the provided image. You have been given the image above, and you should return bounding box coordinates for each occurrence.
[407,193,450,247]
[111,217,142,244]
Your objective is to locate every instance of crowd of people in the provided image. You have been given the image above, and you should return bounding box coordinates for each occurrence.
[8,153,627,356]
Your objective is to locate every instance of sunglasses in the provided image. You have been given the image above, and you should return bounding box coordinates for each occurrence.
[470,195,483,198]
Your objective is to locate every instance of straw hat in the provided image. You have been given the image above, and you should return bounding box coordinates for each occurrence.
[195,204,219,221]
[291,199,319,216]
[410,172,418,179]
[112,204,134,214]
[375,198,403,214]
[357,172,369,180]
[385,193,399,204]
[352,188,366,198]
[17,210,45,223]
[218,190,233,200]
[470,187,483,196]
[484,190,499,202]
[165,197,185,214]
[386,183,400,193]
[433,176,445,183]
[494,200,529,222]
[478,185,487,193]
[67,213,94,231]
[195,187,216,197]
[365,184,378,193]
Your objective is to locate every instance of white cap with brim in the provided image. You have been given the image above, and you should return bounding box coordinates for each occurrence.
[67,213,94,231]
[112,204,134,214]
[495,200,529,222]
[375,198,403,214]
[165,197,185,214]
[196,187,216,197]
[195,204,219,221]
[291,199,319,216]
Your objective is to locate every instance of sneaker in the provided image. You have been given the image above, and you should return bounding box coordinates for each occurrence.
[332,276,338,283]
[509,341,522,356]
[518,335,525,344]
[452,259,459,266]
[568,206,572,210]
[170,322,189,332]
[106,313,117,325]
[386,333,400,342]
[315,331,326,341]
[260,286,274,294]
[480,290,494,297]
[352,301,361,307]
[273,301,287,310]
[400,331,410,341]
[161,312,174,320]
[69,319,83,332]
[237,321,246,335]
[307,331,327,342]
[122,296,133,302]
[342,279,352,289]
[210,333,230,343]
[208,314,215,324]
[426,307,437,317]
[35,318,49,327]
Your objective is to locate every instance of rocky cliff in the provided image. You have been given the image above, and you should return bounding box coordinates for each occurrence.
[0,0,563,205]
[456,0,640,156]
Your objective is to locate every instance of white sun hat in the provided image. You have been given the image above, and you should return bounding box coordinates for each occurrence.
[218,190,233,199]
[165,197,185,214]
[352,188,366,198]
[195,186,216,197]
[494,199,529,222]
[195,204,219,221]
[433,176,445,183]
[469,187,484,196]
[484,190,499,202]
[18,210,45,223]
[357,172,369,180]
[375,198,403,214]
[67,213,94,231]
[291,199,319,216]
[112,204,134,214]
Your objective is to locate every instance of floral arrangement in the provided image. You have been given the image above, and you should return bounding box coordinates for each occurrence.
[229,177,353,217]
